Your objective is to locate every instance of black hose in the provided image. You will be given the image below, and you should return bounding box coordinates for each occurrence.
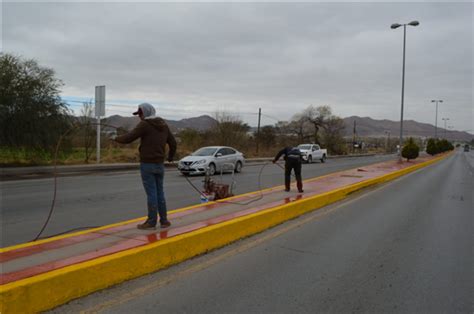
[180,161,282,206]
[32,122,121,241]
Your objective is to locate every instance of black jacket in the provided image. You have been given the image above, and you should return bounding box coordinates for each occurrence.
[273,147,302,162]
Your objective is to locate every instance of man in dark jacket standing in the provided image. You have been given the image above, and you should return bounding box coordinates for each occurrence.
[272,147,304,193]
[114,103,177,229]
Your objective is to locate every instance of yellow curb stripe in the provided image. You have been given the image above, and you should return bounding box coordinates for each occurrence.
[0,202,218,253]
[0,153,450,313]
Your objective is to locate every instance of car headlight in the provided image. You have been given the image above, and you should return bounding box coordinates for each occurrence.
[194,159,207,165]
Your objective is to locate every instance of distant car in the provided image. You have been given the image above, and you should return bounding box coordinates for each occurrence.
[297,144,327,163]
[178,146,245,175]
[464,144,470,152]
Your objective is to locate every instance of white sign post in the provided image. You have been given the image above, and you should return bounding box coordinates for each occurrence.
[95,86,106,164]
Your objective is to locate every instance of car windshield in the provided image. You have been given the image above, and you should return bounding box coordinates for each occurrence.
[192,147,218,156]
[298,145,311,150]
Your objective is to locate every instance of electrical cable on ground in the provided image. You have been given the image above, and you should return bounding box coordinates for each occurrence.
[181,161,287,206]
[32,122,121,241]
[32,119,288,241]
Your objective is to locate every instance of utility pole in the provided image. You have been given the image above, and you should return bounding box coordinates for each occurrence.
[256,108,261,154]
[352,120,356,154]
[385,130,391,153]
[431,99,443,138]
[95,86,106,164]
[442,118,450,139]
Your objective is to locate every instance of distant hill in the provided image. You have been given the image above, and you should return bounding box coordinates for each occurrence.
[102,115,217,132]
[342,116,472,142]
[98,114,472,142]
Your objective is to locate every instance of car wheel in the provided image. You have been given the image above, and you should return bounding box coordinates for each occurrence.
[235,161,242,173]
[208,163,216,176]
[308,155,312,164]
[320,154,326,163]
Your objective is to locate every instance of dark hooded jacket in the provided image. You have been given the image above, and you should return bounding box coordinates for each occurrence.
[115,117,177,163]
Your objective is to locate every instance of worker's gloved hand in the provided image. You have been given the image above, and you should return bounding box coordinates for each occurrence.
[110,134,117,141]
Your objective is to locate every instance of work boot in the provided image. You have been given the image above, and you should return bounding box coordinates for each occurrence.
[297,181,303,193]
[160,221,171,228]
[137,221,156,230]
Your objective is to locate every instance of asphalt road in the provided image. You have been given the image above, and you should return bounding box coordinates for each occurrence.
[51,149,473,313]
[1,155,395,247]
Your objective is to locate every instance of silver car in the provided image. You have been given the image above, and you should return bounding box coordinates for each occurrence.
[178,146,245,175]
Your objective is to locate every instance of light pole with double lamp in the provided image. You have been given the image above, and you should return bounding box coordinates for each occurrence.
[391,20,420,161]
[442,118,450,139]
[431,99,443,138]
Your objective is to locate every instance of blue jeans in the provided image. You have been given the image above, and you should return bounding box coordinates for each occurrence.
[140,163,168,225]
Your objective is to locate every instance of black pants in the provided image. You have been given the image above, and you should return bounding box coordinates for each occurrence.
[285,158,303,191]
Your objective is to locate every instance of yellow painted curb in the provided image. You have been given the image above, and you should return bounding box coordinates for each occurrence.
[0,153,450,313]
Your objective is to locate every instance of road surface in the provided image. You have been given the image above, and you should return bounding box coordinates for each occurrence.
[2,155,394,246]
[50,149,472,313]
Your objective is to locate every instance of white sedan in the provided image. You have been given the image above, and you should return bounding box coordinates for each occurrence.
[178,146,245,175]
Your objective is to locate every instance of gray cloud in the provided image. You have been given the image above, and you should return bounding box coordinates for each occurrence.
[3,2,473,131]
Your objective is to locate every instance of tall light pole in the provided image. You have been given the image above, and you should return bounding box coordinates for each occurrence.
[384,130,391,153]
[447,125,454,141]
[442,118,450,139]
[391,20,420,161]
[431,99,443,138]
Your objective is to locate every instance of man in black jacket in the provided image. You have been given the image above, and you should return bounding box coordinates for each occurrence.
[272,147,304,193]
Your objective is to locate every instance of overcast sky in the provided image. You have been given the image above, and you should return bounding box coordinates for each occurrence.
[3,1,473,132]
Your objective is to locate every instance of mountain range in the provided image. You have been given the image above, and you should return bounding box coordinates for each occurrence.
[343,116,471,141]
[102,114,472,142]
[102,115,217,132]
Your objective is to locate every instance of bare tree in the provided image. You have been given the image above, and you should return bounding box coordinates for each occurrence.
[80,101,95,163]
[211,111,250,148]
[287,114,309,143]
[321,116,346,154]
[301,105,332,144]
[258,125,276,148]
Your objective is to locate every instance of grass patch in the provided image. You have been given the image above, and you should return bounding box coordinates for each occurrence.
[0,146,140,166]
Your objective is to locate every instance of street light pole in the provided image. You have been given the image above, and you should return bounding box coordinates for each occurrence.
[385,130,391,153]
[431,99,443,138]
[391,20,419,161]
[442,118,450,139]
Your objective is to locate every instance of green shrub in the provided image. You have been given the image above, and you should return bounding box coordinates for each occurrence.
[402,137,419,161]
[426,138,438,155]
[437,139,454,152]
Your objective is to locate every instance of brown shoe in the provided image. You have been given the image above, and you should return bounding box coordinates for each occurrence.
[160,221,171,228]
[137,221,156,230]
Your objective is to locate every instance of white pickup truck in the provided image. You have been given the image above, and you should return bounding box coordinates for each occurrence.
[297,144,327,163]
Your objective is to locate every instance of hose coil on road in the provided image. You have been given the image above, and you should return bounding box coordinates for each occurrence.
[33,122,286,241]
[33,122,121,241]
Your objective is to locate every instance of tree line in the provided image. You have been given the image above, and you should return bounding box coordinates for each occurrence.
[0,53,72,152]
[1,53,348,163]
[177,105,346,157]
